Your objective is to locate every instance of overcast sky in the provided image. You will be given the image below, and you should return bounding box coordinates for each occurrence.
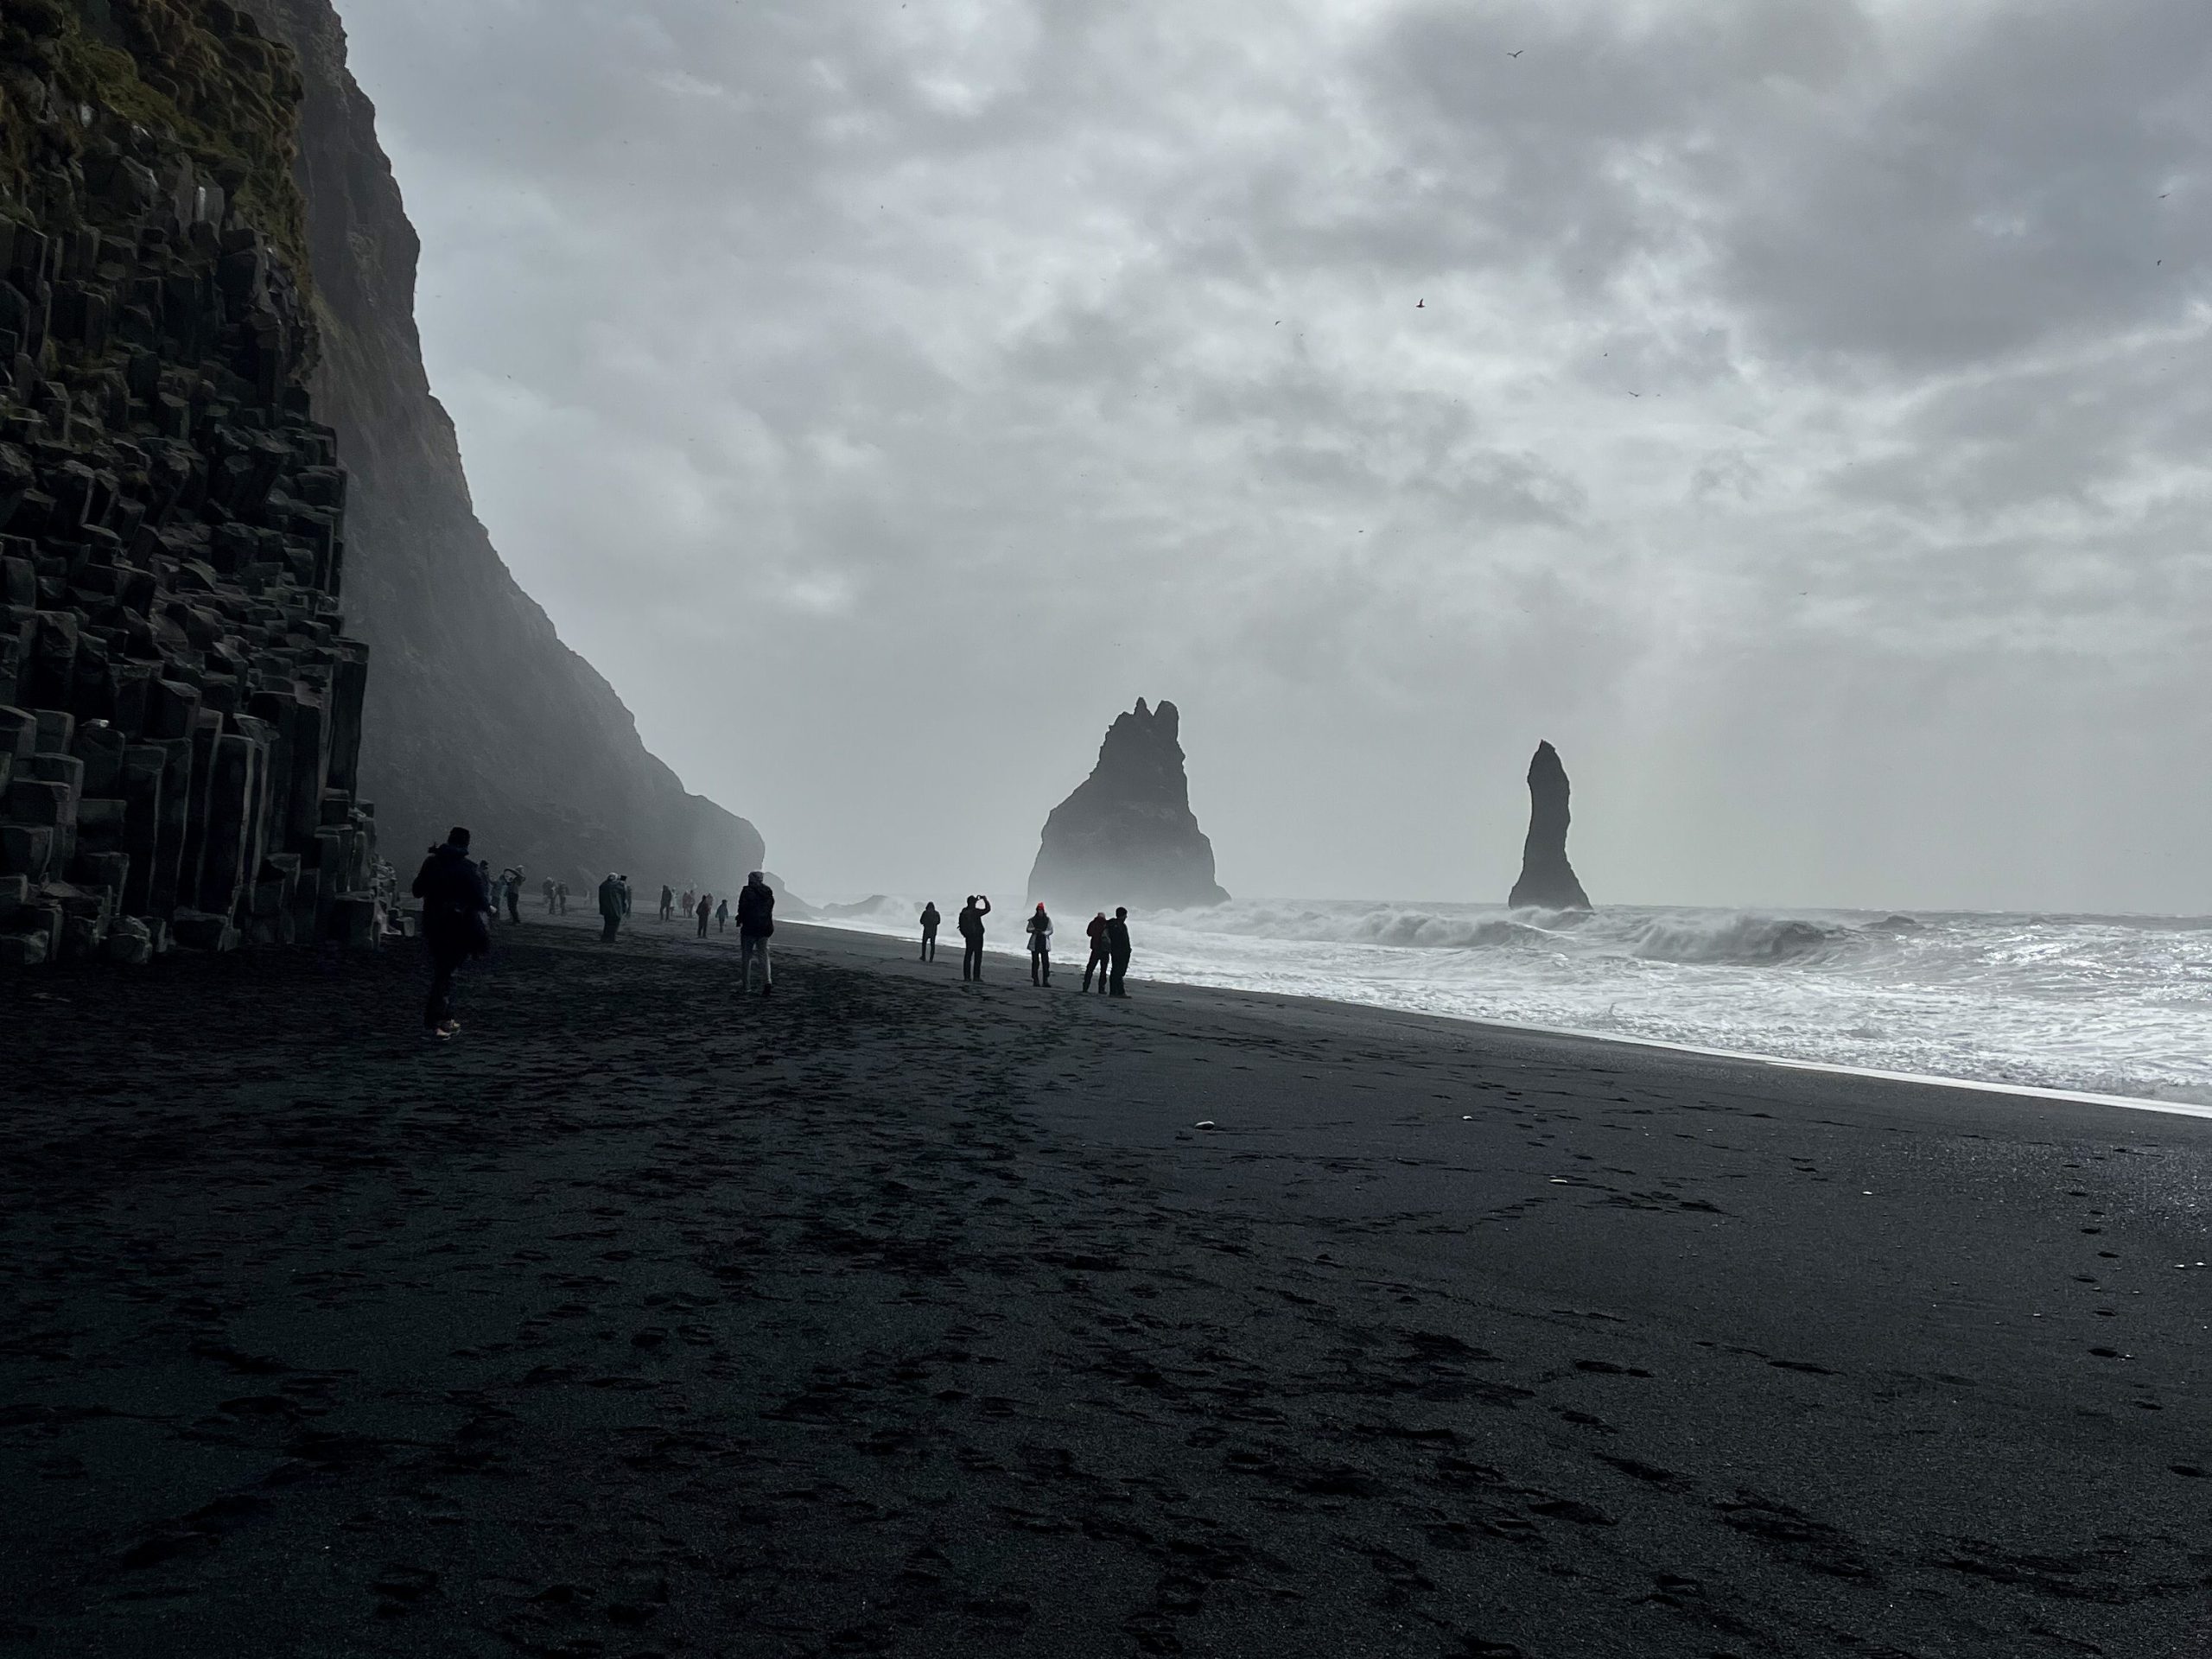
[340,0,2211,913]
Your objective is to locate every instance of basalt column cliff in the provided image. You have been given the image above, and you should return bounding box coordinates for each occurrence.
[1,0,382,967]
[1029,698,1228,912]
[234,0,763,889]
[1507,739,1591,911]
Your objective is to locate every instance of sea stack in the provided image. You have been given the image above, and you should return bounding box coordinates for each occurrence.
[1028,700,1228,911]
[1507,741,1592,911]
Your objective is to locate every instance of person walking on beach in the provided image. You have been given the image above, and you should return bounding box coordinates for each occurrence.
[696,891,713,938]
[957,894,991,982]
[619,876,632,916]
[411,827,492,1039]
[1106,906,1133,997]
[598,872,625,942]
[556,881,570,915]
[501,867,524,925]
[543,877,556,913]
[480,859,497,922]
[715,896,729,933]
[736,871,775,994]
[1083,911,1111,993]
[1027,902,1054,986]
[918,901,940,961]
[659,884,674,923]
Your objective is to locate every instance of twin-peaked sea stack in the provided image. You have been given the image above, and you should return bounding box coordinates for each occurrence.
[1507,740,1592,911]
[1028,699,1228,912]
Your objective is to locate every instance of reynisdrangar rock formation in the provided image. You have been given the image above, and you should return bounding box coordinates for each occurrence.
[1507,740,1591,911]
[1029,698,1227,912]
[236,0,763,890]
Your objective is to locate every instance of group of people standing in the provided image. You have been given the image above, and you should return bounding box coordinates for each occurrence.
[919,896,1134,995]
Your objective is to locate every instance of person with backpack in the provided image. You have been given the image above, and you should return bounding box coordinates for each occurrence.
[735,871,776,995]
[1082,911,1111,993]
[1026,903,1054,986]
[918,901,940,962]
[957,894,991,982]
[411,827,493,1039]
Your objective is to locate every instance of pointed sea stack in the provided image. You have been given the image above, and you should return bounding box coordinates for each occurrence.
[1028,700,1228,911]
[1507,741,1591,910]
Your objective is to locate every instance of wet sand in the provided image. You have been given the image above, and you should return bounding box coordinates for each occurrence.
[3,912,2209,1656]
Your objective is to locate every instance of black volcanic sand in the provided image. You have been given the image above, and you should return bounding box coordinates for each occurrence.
[3,915,2210,1658]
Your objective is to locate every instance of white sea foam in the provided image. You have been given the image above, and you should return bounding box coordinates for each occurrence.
[807,896,2212,1107]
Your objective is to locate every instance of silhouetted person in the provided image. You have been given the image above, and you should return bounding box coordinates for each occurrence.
[598,872,624,942]
[659,884,674,922]
[556,881,570,915]
[1027,902,1053,985]
[542,877,556,913]
[696,891,712,938]
[957,894,991,981]
[1107,907,1132,997]
[412,827,491,1039]
[1083,911,1110,992]
[919,901,940,961]
[736,870,775,995]
[619,876,632,916]
[501,866,524,925]
[715,896,729,932]
[480,859,495,921]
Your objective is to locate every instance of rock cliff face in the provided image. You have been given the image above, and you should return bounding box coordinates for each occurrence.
[233,0,762,891]
[1028,698,1227,912]
[1507,739,1591,911]
[0,0,385,966]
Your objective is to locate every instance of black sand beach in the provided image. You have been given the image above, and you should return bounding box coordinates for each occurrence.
[3,917,2209,1656]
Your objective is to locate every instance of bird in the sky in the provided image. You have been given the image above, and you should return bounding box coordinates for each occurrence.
[1628,391,1642,397]
[1416,299,1425,308]
[1508,49,1523,57]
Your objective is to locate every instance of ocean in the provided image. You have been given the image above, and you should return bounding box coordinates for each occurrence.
[810,898,2212,1109]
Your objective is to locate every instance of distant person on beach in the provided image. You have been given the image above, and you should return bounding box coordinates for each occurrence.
[1083,911,1111,993]
[542,878,556,913]
[736,871,775,995]
[598,873,624,942]
[715,896,729,933]
[957,894,991,982]
[501,867,524,925]
[659,884,674,922]
[1107,906,1132,997]
[696,892,713,938]
[683,887,696,920]
[480,860,497,921]
[919,902,940,961]
[411,827,492,1039]
[619,876,632,916]
[556,881,570,915]
[1027,903,1053,985]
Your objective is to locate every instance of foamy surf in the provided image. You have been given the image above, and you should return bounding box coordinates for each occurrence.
[804,897,2212,1109]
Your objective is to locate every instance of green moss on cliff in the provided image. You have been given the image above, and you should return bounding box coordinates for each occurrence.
[1,0,310,289]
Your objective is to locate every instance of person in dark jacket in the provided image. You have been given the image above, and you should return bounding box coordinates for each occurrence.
[715,896,729,933]
[1083,911,1111,993]
[556,881,570,915]
[1026,902,1053,986]
[500,866,524,925]
[659,884,675,923]
[735,871,775,994]
[696,891,713,938]
[411,828,492,1038]
[957,894,991,982]
[598,872,625,942]
[1106,906,1133,997]
[918,901,940,961]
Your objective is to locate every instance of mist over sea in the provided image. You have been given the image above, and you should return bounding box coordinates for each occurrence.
[811,899,2212,1108]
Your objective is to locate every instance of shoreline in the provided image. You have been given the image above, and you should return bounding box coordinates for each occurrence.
[794,912,2212,1122]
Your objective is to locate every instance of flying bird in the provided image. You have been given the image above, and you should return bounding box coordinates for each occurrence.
[1416,299,1425,308]
[1508,49,1523,57]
